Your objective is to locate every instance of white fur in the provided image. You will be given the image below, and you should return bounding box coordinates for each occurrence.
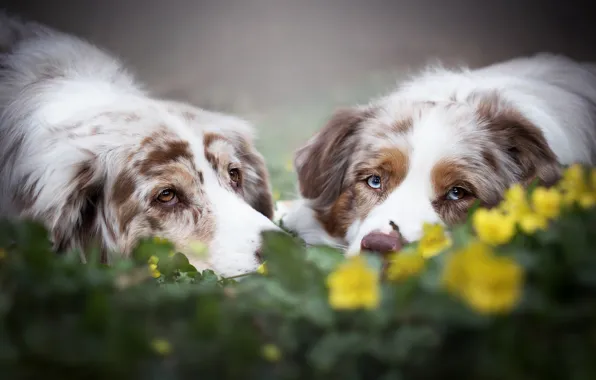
[0,12,279,276]
[285,53,596,254]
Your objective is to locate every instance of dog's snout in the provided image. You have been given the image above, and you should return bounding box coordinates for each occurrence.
[360,229,403,255]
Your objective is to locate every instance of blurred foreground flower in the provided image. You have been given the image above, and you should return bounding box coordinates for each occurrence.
[153,236,169,245]
[148,256,161,278]
[531,187,562,220]
[518,213,548,235]
[262,344,282,362]
[443,241,523,314]
[386,251,426,282]
[257,263,267,275]
[558,164,591,206]
[473,209,516,246]
[327,256,380,310]
[499,184,532,220]
[417,223,451,258]
[151,339,172,356]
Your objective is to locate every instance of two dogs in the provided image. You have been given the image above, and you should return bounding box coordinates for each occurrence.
[2,13,595,276]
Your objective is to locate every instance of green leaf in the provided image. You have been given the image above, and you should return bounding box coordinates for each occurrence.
[304,245,344,273]
[259,231,310,292]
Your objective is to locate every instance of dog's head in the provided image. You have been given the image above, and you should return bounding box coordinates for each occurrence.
[13,102,278,276]
[284,92,560,254]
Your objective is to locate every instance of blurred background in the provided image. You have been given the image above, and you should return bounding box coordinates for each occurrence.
[2,0,595,200]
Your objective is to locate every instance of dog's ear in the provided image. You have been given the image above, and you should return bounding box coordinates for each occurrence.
[294,107,371,209]
[236,138,274,219]
[16,156,108,261]
[473,93,561,187]
[52,158,107,259]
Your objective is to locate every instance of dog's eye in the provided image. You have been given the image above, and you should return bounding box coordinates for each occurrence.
[229,168,241,184]
[366,175,382,189]
[445,186,468,201]
[156,188,178,204]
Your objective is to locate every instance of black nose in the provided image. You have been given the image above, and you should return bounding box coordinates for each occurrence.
[360,229,404,255]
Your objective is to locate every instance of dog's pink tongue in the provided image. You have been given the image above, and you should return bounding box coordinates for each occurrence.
[360,230,403,255]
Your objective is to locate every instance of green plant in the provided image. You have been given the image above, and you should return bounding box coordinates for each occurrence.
[0,165,595,380]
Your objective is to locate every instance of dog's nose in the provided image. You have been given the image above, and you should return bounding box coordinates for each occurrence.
[360,229,403,254]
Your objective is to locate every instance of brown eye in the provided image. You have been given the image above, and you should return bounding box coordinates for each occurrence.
[156,188,177,204]
[229,168,241,184]
[445,186,469,201]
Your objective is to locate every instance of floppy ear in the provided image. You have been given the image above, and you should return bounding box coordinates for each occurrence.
[236,138,274,219]
[52,158,107,257]
[474,93,561,187]
[294,107,371,209]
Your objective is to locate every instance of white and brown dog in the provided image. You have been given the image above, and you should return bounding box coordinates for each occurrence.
[0,13,280,276]
[282,54,596,255]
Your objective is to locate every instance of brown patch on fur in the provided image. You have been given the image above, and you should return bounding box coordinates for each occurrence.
[198,171,204,184]
[203,131,274,219]
[203,132,227,171]
[111,171,137,233]
[295,107,376,208]
[317,147,410,237]
[51,159,108,261]
[235,137,274,219]
[473,92,561,186]
[138,139,193,176]
[481,149,499,173]
[430,158,486,225]
[392,116,413,133]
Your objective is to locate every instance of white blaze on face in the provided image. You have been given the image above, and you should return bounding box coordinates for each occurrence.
[206,182,280,277]
[346,107,472,255]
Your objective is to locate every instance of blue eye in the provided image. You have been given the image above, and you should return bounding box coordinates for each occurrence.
[366,175,382,189]
[446,186,467,200]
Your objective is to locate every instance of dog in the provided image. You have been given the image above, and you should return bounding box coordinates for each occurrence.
[281,53,596,255]
[0,12,280,277]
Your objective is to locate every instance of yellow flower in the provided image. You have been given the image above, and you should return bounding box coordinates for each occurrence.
[148,255,159,265]
[327,256,380,310]
[590,168,596,191]
[261,344,282,362]
[151,339,172,355]
[558,164,588,205]
[153,236,169,244]
[257,263,267,275]
[563,163,585,185]
[417,223,451,258]
[149,263,161,278]
[472,208,517,246]
[386,251,426,282]
[442,241,523,315]
[499,184,531,220]
[518,213,548,235]
[531,187,562,220]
